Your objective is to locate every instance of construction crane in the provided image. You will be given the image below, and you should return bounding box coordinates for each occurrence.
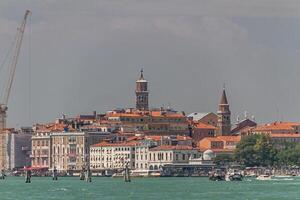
[0,10,31,170]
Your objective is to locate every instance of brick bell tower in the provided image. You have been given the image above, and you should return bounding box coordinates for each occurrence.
[217,86,231,136]
[135,69,149,110]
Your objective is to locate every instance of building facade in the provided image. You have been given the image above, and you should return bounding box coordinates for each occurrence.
[31,122,113,172]
[0,128,32,170]
[106,110,189,136]
[192,122,216,144]
[148,145,199,171]
[90,142,137,171]
[198,136,241,154]
[187,112,218,127]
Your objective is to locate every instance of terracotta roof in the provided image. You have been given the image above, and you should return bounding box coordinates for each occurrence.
[176,135,192,140]
[270,133,300,138]
[253,122,300,132]
[150,145,194,151]
[37,123,75,133]
[107,113,142,117]
[127,136,144,141]
[199,136,240,143]
[145,135,162,141]
[217,136,241,142]
[195,122,217,129]
[91,141,138,147]
[150,111,185,118]
[200,137,223,142]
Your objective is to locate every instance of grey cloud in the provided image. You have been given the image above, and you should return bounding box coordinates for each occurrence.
[0,0,300,128]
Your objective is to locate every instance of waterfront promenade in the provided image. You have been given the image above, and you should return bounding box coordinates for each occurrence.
[0,177,299,200]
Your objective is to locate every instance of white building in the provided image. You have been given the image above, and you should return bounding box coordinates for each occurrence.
[148,145,199,171]
[134,140,157,173]
[90,142,137,171]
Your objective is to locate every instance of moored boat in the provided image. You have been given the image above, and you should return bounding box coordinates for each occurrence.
[225,169,243,181]
[256,174,272,181]
[209,169,225,181]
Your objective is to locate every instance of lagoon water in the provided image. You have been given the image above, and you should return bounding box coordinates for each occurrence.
[0,176,299,200]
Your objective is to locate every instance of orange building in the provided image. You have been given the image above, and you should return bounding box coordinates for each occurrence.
[250,122,300,135]
[192,122,216,143]
[106,109,189,136]
[198,136,241,154]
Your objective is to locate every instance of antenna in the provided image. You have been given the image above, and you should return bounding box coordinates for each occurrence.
[236,115,240,123]
[244,111,248,119]
[167,102,171,110]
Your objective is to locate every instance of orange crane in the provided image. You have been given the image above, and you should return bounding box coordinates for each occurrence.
[0,10,31,170]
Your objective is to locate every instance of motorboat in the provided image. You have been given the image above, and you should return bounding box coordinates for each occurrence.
[256,174,272,181]
[225,169,243,181]
[209,169,225,181]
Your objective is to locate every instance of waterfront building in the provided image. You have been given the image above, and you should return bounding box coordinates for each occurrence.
[160,149,215,177]
[187,112,218,127]
[31,123,72,170]
[31,121,113,173]
[134,140,157,173]
[217,87,231,136]
[136,70,149,110]
[0,128,32,170]
[90,141,137,171]
[148,145,199,171]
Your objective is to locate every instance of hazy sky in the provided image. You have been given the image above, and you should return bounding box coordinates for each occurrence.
[1,0,300,127]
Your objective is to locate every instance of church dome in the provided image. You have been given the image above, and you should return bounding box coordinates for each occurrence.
[203,149,215,160]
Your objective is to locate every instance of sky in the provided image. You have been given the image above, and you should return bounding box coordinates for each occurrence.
[1,0,300,127]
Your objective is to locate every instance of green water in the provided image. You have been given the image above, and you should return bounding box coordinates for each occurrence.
[0,176,299,200]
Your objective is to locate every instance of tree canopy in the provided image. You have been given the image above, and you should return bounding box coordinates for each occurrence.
[234,135,277,167]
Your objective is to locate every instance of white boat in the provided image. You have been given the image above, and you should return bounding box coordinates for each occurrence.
[256,174,272,181]
[225,169,243,181]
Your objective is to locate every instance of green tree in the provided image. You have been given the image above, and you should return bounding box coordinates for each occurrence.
[277,143,300,166]
[213,154,234,166]
[234,135,277,167]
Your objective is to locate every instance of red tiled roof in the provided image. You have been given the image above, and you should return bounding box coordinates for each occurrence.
[150,145,193,151]
[217,136,241,142]
[91,141,138,147]
[176,135,192,141]
[253,122,300,132]
[195,122,217,129]
[270,133,300,138]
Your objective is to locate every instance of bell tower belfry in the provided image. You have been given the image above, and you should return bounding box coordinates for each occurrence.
[135,69,149,110]
[217,86,231,136]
